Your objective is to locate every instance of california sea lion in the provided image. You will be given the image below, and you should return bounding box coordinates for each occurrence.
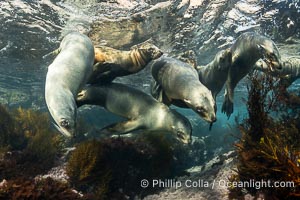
[151,56,216,123]
[45,32,94,137]
[222,32,282,118]
[76,83,192,144]
[255,56,300,85]
[255,56,300,89]
[196,48,232,100]
[88,40,163,84]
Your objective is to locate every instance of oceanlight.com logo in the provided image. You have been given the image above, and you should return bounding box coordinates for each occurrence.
[140,179,295,190]
[219,179,295,190]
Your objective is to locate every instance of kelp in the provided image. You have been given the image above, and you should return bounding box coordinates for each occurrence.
[0,177,89,200]
[230,71,300,199]
[0,105,61,179]
[66,131,187,199]
[0,105,23,150]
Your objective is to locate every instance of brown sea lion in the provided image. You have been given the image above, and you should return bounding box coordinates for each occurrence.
[88,40,163,84]
[151,56,216,123]
[222,32,282,118]
[76,83,192,144]
[45,32,94,137]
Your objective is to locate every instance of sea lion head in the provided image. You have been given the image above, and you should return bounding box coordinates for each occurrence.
[48,92,77,138]
[257,40,282,71]
[213,48,232,71]
[254,59,269,72]
[75,86,105,107]
[184,86,217,123]
[170,109,192,144]
[177,50,197,68]
[131,39,163,61]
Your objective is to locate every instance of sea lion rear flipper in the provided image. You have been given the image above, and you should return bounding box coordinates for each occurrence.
[99,119,142,135]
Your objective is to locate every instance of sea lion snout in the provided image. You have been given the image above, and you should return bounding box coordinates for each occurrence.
[195,106,216,123]
[271,59,282,70]
[258,42,282,71]
[210,115,217,123]
[170,111,192,144]
[263,54,282,71]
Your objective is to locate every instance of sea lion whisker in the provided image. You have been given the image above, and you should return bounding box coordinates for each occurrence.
[209,122,213,131]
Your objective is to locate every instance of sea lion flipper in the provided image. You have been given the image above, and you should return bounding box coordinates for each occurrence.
[75,89,87,108]
[150,79,163,100]
[221,89,233,118]
[99,119,141,135]
[150,80,172,105]
[88,62,120,84]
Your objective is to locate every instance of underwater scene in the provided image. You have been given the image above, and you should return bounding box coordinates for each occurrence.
[0,0,300,199]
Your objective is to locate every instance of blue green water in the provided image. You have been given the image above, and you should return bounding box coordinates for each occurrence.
[0,0,299,157]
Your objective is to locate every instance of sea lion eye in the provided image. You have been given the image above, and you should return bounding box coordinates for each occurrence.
[196,106,206,114]
[60,119,70,129]
[177,131,185,140]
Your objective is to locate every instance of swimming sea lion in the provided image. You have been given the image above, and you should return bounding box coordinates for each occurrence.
[151,56,216,123]
[196,48,232,100]
[76,83,192,144]
[222,32,282,118]
[88,40,163,84]
[255,56,300,88]
[45,32,94,137]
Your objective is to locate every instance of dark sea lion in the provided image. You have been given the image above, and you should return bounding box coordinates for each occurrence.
[88,40,163,84]
[222,32,282,118]
[76,83,192,144]
[150,56,216,123]
[196,48,232,100]
[45,32,94,137]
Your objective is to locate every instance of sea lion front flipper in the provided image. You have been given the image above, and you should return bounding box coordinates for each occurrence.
[150,79,172,106]
[88,62,121,84]
[98,119,142,135]
[150,79,163,100]
[221,88,234,118]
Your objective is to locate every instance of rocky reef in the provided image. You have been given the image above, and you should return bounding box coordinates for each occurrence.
[0,105,79,199]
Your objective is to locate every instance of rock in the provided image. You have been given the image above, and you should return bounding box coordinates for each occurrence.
[35,164,69,183]
[144,150,238,200]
